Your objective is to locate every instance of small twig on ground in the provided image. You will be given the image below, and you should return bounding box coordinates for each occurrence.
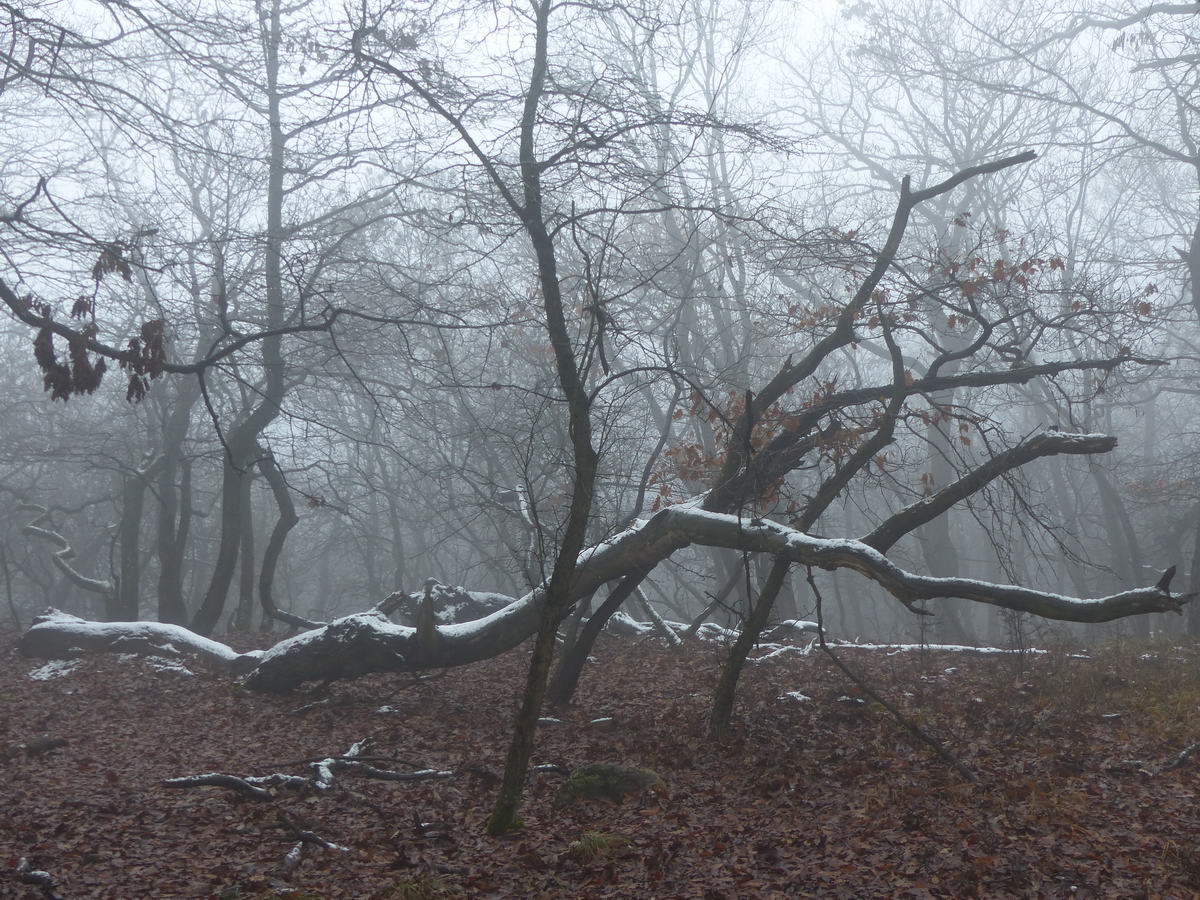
[806,566,977,784]
[265,753,428,769]
[279,841,304,875]
[15,858,62,900]
[277,811,350,852]
[291,698,333,715]
[1163,740,1200,771]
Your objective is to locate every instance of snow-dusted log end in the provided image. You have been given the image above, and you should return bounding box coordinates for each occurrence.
[17,609,263,674]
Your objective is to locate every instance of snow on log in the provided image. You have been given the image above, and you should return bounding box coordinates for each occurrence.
[243,506,1184,690]
[18,501,1189,692]
[376,580,515,625]
[18,609,262,673]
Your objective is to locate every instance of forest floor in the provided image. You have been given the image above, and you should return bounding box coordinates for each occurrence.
[4,627,1200,899]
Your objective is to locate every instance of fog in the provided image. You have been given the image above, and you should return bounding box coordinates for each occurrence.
[2,0,1196,654]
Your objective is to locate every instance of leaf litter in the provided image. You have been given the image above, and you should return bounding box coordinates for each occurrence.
[3,629,1199,898]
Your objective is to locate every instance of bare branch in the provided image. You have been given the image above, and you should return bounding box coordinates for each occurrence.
[863,430,1118,553]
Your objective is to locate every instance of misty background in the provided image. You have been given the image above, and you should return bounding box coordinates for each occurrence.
[1,0,1195,648]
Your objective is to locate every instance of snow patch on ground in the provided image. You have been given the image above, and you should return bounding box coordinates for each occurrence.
[692,622,742,642]
[828,641,1047,655]
[779,691,812,703]
[116,653,195,675]
[750,643,815,664]
[28,658,82,680]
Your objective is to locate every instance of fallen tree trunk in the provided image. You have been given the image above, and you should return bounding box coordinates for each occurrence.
[18,609,263,673]
[18,503,1191,692]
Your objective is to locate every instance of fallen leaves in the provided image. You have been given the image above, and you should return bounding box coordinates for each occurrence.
[3,633,1200,897]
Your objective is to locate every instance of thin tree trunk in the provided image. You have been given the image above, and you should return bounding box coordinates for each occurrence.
[547,573,647,706]
[155,378,200,624]
[385,485,406,591]
[233,472,256,631]
[156,456,186,624]
[1092,464,1148,637]
[2,542,19,630]
[1188,502,1200,636]
[117,457,159,621]
[635,586,681,646]
[709,555,790,738]
[191,449,248,634]
[190,0,289,635]
[681,569,740,639]
[255,450,318,629]
[485,0,599,835]
[557,589,592,661]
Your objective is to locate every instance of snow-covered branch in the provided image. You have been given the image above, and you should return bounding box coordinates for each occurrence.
[20,505,114,595]
[665,507,1187,621]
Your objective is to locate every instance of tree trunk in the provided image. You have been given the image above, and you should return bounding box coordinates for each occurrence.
[233,471,256,632]
[255,450,311,629]
[681,569,740,639]
[155,376,201,624]
[556,589,591,662]
[191,447,249,634]
[1188,502,1200,636]
[2,542,19,630]
[486,0,600,834]
[709,555,789,738]
[384,482,407,591]
[1092,464,1148,637]
[917,420,972,644]
[190,0,289,635]
[116,470,146,621]
[547,573,647,707]
[156,455,188,624]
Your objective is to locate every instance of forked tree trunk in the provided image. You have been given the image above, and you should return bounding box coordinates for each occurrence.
[191,445,249,635]
[708,555,790,738]
[255,450,315,630]
[190,0,288,635]
[547,573,647,707]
